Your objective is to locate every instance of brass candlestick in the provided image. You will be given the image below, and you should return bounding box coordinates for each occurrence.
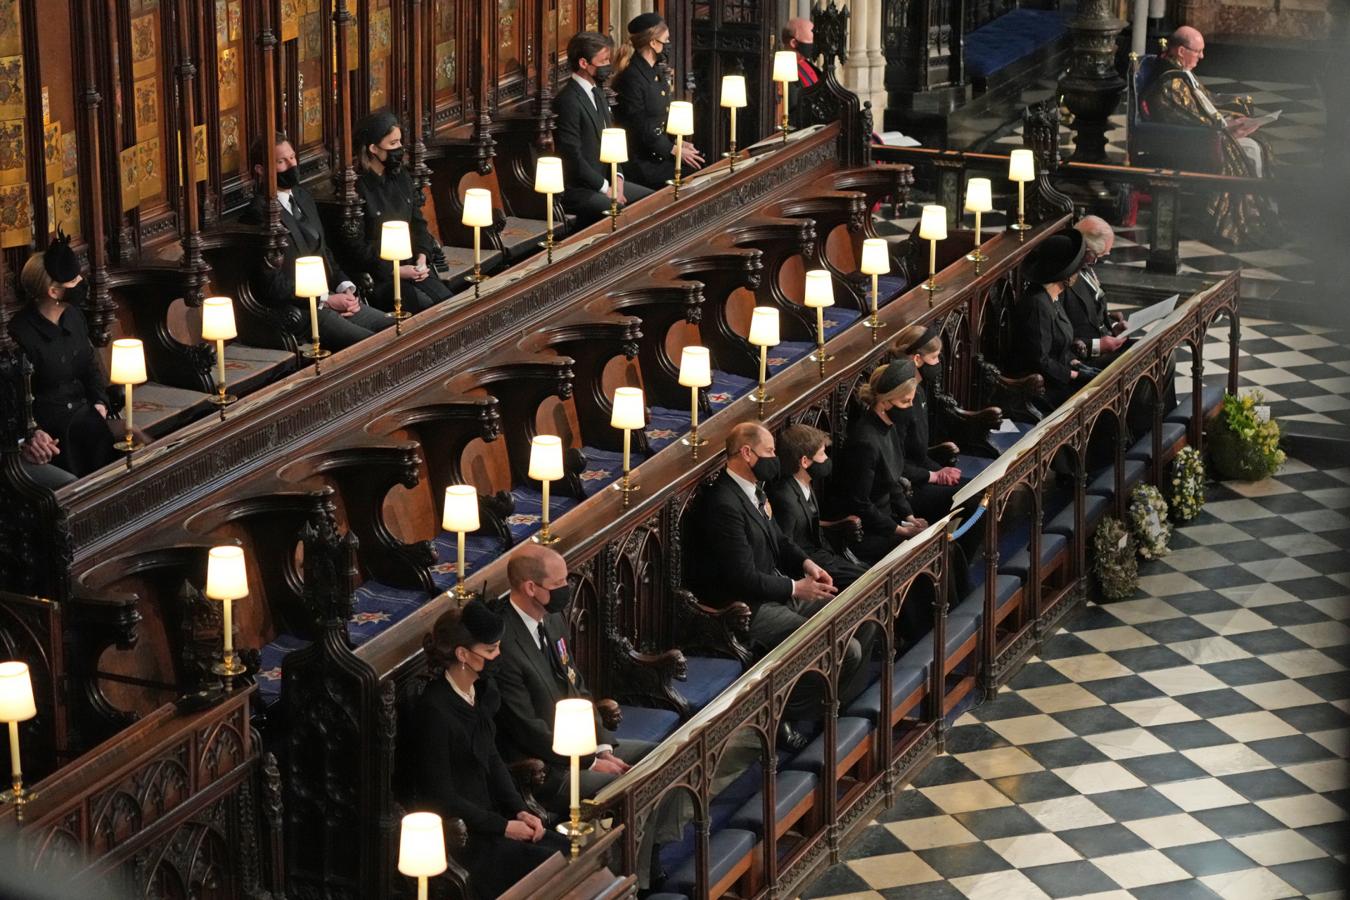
[561,806,595,859]
[301,342,331,376]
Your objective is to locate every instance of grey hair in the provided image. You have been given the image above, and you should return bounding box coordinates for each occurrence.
[1074,216,1113,255]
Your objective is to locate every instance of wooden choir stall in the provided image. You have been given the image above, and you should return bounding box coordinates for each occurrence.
[0,2,1239,899]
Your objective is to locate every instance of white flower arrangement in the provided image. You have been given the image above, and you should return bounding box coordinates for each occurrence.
[1170,446,1206,522]
[1129,484,1172,559]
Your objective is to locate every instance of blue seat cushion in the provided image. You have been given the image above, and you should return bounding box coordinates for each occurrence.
[707,370,757,412]
[785,716,873,775]
[1165,384,1224,425]
[990,420,1033,452]
[678,656,743,713]
[876,274,908,306]
[1126,422,1188,462]
[900,612,980,675]
[956,453,995,480]
[665,828,757,896]
[1086,458,1148,499]
[614,706,681,744]
[845,661,928,722]
[1044,493,1111,537]
[966,9,1070,79]
[258,634,311,707]
[727,770,819,835]
[958,573,1022,622]
[998,532,1068,579]
[823,307,861,339]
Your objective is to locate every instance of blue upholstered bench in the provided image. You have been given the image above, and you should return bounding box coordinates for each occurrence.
[664,828,758,897]
[966,9,1071,89]
[1044,493,1111,538]
[1087,459,1147,499]
[727,769,820,839]
[677,656,744,715]
[785,716,874,778]
[1126,421,1188,463]
[999,532,1069,580]
[614,706,682,745]
[900,611,981,678]
[845,660,928,724]
[1165,384,1225,426]
[990,420,1034,453]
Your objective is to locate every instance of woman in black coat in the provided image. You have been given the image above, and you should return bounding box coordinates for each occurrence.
[892,323,967,521]
[611,13,703,191]
[1013,230,1096,411]
[8,236,117,477]
[415,601,567,899]
[353,111,453,313]
[831,360,929,565]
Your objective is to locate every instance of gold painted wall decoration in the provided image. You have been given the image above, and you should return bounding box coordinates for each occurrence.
[119,146,139,211]
[0,181,31,247]
[0,55,24,118]
[0,117,23,186]
[134,78,158,142]
[42,122,59,184]
[52,174,79,238]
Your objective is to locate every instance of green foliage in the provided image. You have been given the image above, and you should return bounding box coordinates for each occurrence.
[1092,517,1139,601]
[1207,390,1285,481]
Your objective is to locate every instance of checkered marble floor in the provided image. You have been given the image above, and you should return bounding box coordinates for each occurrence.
[801,321,1350,898]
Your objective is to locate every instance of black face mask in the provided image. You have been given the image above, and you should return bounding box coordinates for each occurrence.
[58,280,87,307]
[919,362,942,386]
[543,582,572,615]
[751,453,780,484]
[276,167,300,189]
[380,146,405,174]
[807,458,833,481]
[796,42,815,58]
[592,64,613,84]
[470,650,497,677]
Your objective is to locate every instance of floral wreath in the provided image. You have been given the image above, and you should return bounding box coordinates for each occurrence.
[1129,484,1172,559]
[1092,516,1139,601]
[1207,390,1286,482]
[1170,446,1206,522]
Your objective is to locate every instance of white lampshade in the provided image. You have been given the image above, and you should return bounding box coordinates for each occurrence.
[205,545,249,600]
[0,662,36,722]
[678,346,711,388]
[109,338,147,385]
[380,220,412,261]
[1009,148,1036,183]
[965,177,993,213]
[201,296,237,342]
[721,75,747,108]
[398,812,448,879]
[748,306,780,347]
[773,50,799,83]
[599,128,628,164]
[803,269,834,308]
[294,255,328,297]
[534,156,564,194]
[917,205,947,241]
[667,101,694,137]
[860,238,890,275]
[552,697,598,756]
[461,188,493,227]
[441,485,480,533]
[528,435,564,481]
[610,386,646,430]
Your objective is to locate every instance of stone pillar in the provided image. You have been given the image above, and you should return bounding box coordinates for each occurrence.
[866,0,887,118]
[845,0,871,94]
[1058,0,1127,162]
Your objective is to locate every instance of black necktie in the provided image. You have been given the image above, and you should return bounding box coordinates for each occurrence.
[592,86,608,125]
[537,624,549,658]
[755,482,768,516]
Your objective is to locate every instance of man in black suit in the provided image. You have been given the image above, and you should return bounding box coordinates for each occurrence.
[554,32,653,227]
[244,135,392,349]
[693,422,865,739]
[767,424,868,590]
[494,543,653,811]
[1066,217,1128,363]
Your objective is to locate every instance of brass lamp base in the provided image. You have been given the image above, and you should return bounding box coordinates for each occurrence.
[810,347,833,378]
[531,525,560,546]
[560,811,595,859]
[452,581,476,601]
[467,267,483,300]
[301,343,331,375]
[540,233,555,264]
[1,781,37,822]
[666,176,683,199]
[1008,220,1030,242]
[606,200,620,232]
[213,652,247,691]
[779,116,792,143]
[681,432,708,462]
[114,435,143,470]
[723,145,738,171]
[965,248,988,274]
[208,391,238,408]
[867,313,883,343]
[611,473,640,509]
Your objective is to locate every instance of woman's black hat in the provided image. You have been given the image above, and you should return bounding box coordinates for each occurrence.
[876,359,916,394]
[1026,230,1085,284]
[628,12,664,33]
[44,228,81,283]
[461,600,504,644]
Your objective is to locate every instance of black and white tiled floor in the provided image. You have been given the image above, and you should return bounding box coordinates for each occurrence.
[801,324,1350,898]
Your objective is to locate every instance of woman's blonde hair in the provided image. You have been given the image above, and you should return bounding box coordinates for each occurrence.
[894,324,941,358]
[19,253,56,306]
[613,22,665,77]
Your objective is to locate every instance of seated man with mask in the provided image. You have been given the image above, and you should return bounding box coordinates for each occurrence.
[1065,217,1128,364]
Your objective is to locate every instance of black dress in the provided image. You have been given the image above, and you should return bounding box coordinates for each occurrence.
[1013,287,1085,409]
[415,675,567,899]
[354,168,453,311]
[832,410,914,565]
[898,377,960,521]
[8,301,117,477]
[613,54,675,191]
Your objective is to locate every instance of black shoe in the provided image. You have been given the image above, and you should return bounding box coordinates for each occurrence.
[778,722,810,753]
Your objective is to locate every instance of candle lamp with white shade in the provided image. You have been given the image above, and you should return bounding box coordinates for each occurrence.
[529,435,563,544]
[552,697,597,858]
[534,156,564,262]
[380,220,413,330]
[678,346,711,459]
[0,661,37,817]
[110,338,146,466]
[748,306,779,413]
[1008,149,1035,238]
[398,812,448,900]
[461,188,493,298]
[772,50,798,142]
[666,101,694,198]
[599,128,628,231]
[206,545,249,684]
[201,296,238,416]
[442,485,480,599]
[610,387,644,508]
[803,269,834,377]
[964,177,993,270]
[860,238,890,341]
[294,255,331,373]
[917,205,947,297]
[721,75,747,169]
